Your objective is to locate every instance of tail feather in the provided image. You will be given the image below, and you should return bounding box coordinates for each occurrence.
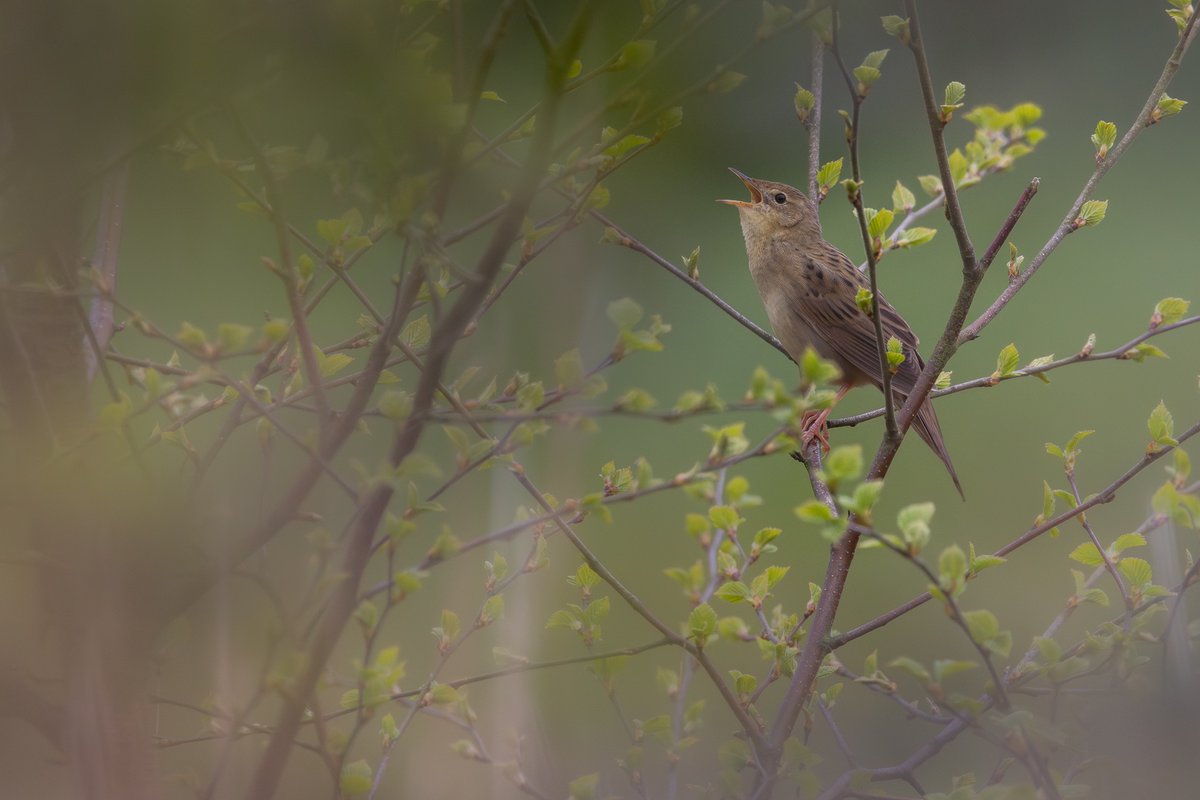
[909,395,964,500]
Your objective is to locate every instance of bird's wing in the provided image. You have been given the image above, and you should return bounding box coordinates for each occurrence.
[794,246,924,395]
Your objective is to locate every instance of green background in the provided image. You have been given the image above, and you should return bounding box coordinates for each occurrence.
[7,2,1198,797]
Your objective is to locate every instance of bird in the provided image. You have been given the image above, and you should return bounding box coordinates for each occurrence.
[719,168,963,499]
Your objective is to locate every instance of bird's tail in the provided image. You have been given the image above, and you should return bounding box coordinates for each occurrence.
[909,396,965,500]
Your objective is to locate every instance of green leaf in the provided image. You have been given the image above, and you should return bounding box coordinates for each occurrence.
[689,603,718,644]
[763,565,790,589]
[891,181,916,212]
[992,343,1019,379]
[340,760,373,796]
[947,149,968,185]
[894,227,937,249]
[614,40,656,71]
[715,581,751,603]
[1169,447,1192,483]
[683,245,701,279]
[656,106,683,136]
[401,315,431,349]
[317,217,347,246]
[1123,342,1168,362]
[897,502,935,550]
[1155,93,1187,119]
[1068,542,1104,566]
[1114,532,1147,553]
[825,444,863,485]
[1153,297,1190,327]
[795,500,837,523]
[917,174,943,196]
[1118,557,1153,588]
[853,65,881,91]
[568,773,599,800]
[885,336,905,371]
[794,84,815,121]
[607,298,644,330]
[888,656,930,683]
[554,349,586,390]
[848,480,884,515]
[861,48,889,69]
[709,70,747,94]
[881,15,910,40]
[709,505,742,530]
[318,351,354,378]
[480,594,505,625]
[944,80,966,107]
[963,609,1009,656]
[615,387,656,412]
[867,207,894,239]
[1091,120,1117,159]
[815,158,843,194]
[855,287,874,316]
[1148,400,1178,447]
[1075,199,1108,228]
[938,544,968,589]
[603,133,651,160]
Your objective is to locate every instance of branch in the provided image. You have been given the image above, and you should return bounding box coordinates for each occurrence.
[828,312,1197,430]
[902,0,977,275]
[84,162,129,382]
[828,8,897,438]
[830,419,1200,650]
[805,32,825,203]
[959,9,1200,342]
[596,213,787,358]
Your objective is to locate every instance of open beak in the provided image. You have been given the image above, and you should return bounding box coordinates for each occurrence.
[717,167,762,207]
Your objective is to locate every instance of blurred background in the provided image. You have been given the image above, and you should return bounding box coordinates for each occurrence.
[1,1,1197,798]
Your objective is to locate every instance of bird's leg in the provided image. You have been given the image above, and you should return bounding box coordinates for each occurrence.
[799,383,852,452]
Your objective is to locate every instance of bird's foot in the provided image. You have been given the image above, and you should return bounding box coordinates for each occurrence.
[799,408,832,453]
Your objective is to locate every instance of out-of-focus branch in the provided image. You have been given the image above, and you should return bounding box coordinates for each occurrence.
[85,162,128,382]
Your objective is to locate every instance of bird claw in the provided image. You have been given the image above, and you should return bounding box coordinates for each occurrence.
[799,409,832,453]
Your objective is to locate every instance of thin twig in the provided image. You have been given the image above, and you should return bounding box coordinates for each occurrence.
[960,9,1200,342]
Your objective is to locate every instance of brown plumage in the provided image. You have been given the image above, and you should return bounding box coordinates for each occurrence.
[720,168,963,499]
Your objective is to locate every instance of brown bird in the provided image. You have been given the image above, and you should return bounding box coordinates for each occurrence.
[720,168,963,498]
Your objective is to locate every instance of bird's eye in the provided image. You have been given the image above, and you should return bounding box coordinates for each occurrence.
[773,192,787,204]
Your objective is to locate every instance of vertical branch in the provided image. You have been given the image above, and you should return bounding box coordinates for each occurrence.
[902,0,977,274]
[827,7,897,439]
[225,106,332,433]
[85,162,129,382]
[804,32,824,203]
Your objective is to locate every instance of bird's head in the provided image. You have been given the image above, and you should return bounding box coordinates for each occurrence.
[718,168,820,242]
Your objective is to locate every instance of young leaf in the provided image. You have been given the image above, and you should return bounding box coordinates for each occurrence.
[708,70,747,94]
[613,40,656,71]
[892,180,916,212]
[867,207,894,239]
[992,343,1019,379]
[794,84,815,122]
[688,603,718,645]
[1152,297,1190,328]
[1152,93,1187,123]
[880,15,910,41]
[1074,199,1108,229]
[1148,400,1178,448]
[1091,120,1117,160]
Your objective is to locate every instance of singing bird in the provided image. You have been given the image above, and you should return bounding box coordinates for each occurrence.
[720,168,963,498]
